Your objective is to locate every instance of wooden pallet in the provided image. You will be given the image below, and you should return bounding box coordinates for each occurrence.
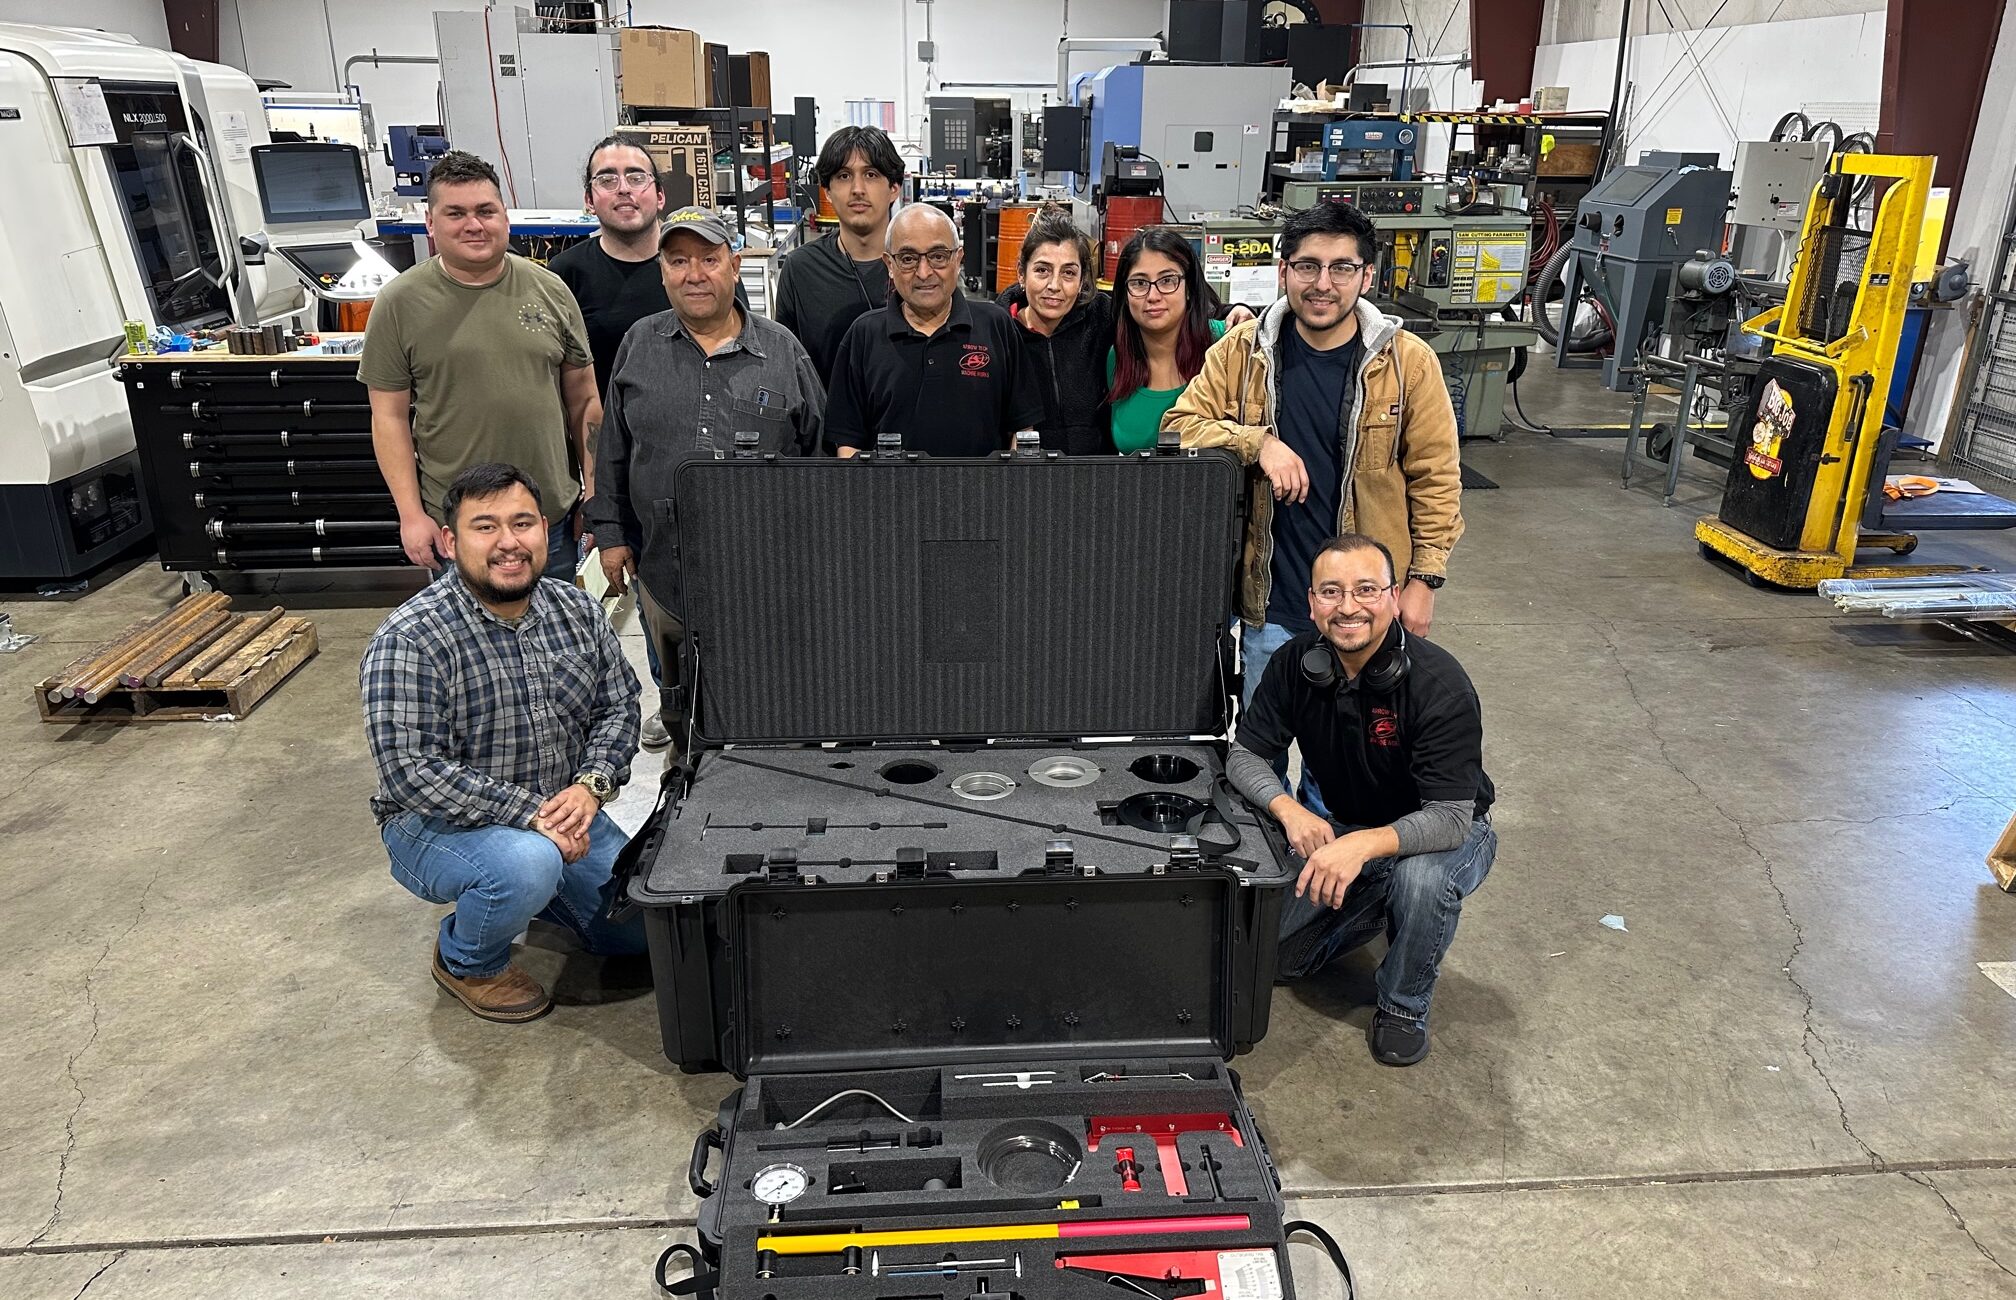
[35,617,318,723]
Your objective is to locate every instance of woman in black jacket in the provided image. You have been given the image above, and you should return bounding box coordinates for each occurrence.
[997,214,1115,455]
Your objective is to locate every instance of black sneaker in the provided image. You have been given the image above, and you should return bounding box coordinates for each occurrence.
[1369,1010,1429,1066]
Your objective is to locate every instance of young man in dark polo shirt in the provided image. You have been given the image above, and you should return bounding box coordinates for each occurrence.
[826,205,1043,456]
[1229,532,1496,1068]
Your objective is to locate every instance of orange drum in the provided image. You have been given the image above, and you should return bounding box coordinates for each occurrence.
[995,204,1038,293]
[815,187,838,225]
[1100,196,1165,282]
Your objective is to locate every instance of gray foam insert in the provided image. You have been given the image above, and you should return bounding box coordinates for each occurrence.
[643,743,1278,894]
[706,1062,1291,1297]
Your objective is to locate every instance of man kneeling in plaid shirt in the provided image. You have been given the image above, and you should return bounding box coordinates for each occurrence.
[362,462,646,1022]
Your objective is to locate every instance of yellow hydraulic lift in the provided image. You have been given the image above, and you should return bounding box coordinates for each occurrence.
[1696,152,1957,588]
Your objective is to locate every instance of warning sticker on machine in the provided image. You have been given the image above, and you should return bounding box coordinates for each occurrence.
[1477,241,1527,273]
[1744,378,1795,480]
[218,110,251,163]
[1665,206,1684,225]
[1219,1250,1285,1299]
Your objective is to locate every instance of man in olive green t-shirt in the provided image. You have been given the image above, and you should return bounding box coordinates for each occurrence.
[362,151,601,578]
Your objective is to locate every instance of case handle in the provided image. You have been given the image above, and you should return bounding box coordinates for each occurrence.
[688,1125,723,1198]
[655,1241,718,1298]
[1283,1220,1356,1297]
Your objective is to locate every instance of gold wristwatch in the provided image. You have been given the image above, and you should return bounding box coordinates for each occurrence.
[574,771,615,803]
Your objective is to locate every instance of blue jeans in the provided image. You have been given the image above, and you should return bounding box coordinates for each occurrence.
[1240,621,1330,819]
[381,808,646,978]
[1277,816,1497,1023]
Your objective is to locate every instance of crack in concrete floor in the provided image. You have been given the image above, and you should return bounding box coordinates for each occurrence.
[1592,622,2014,1277]
[29,865,164,1249]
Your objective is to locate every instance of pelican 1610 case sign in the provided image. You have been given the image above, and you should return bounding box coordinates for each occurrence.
[619,445,1313,1297]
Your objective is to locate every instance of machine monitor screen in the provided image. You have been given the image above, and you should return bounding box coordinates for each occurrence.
[251,143,371,226]
[1586,166,1665,207]
[274,242,365,288]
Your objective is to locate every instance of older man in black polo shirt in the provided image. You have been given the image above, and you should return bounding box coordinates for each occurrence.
[826,205,1043,456]
[587,207,824,758]
[1230,532,1497,1068]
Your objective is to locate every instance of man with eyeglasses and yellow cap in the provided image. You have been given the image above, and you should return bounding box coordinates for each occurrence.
[825,204,1043,457]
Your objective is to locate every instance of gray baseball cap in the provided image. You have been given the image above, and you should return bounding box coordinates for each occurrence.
[659,206,733,248]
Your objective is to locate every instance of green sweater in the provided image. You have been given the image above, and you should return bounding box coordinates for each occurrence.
[1106,318,1228,453]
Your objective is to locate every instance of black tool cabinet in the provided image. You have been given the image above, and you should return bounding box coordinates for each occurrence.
[622,448,1319,1298]
[118,339,403,581]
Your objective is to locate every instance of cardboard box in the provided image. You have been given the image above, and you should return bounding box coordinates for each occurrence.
[1539,139,1602,177]
[1534,85,1570,113]
[620,27,706,109]
[1990,809,2016,892]
[704,41,731,107]
[731,51,772,108]
[614,125,715,209]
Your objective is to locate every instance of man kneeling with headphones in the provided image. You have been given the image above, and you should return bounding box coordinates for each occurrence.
[1228,533,1497,1066]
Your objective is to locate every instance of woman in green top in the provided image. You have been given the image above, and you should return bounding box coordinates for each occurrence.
[1107,227,1231,453]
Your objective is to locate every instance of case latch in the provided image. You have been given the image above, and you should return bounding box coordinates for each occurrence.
[1044,838,1078,874]
[1154,426,1184,456]
[894,846,929,881]
[732,430,763,459]
[762,848,800,880]
[1166,835,1204,870]
[1012,428,1045,459]
[873,430,904,456]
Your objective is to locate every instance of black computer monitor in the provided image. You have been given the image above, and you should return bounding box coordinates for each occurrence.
[250,142,371,225]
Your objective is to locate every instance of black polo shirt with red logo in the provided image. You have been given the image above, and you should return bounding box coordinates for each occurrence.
[825,294,1045,456]
[1237,623,1494,829]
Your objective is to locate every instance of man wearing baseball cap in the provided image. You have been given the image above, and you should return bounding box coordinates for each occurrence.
[585,208,825,760]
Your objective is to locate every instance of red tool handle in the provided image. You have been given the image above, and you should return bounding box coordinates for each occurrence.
[1058,1214,1250,1240]
[1115,1147,1143,1193]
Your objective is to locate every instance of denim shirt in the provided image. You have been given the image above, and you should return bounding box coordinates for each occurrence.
[586,308,825,608]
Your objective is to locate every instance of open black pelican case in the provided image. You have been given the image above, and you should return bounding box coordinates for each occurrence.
[622,441,1325,1298]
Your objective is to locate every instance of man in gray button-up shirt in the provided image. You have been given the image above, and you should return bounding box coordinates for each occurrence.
[588,208,825,757]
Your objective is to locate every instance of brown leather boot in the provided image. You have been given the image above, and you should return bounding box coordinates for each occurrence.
[432,948,551,1023]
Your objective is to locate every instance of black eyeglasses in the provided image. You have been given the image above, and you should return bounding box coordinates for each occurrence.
[1312,581,1393,606]
[891,247,959,270]
[1125,272,1186,298]
[590,168,655,192]
[1285,259,1368,283]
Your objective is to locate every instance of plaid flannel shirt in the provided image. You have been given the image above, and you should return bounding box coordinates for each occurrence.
[361,571,640,828]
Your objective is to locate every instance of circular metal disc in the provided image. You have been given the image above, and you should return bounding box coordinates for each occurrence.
[950,771,1017,800]
[1027,755,1103,788]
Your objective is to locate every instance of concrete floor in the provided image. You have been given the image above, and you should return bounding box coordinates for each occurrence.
[3,362,2015,1297]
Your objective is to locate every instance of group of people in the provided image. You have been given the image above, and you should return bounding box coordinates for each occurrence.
[358,126,1496,1066]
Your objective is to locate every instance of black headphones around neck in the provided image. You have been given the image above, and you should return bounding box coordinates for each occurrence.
[1301,623,1410,695]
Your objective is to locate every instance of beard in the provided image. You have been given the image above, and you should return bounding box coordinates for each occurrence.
[457,547,540,603]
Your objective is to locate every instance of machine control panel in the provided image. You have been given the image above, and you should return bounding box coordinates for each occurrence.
[1319,183,1427,215]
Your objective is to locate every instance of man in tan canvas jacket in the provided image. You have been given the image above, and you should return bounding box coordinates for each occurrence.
[1164,200,1462,814]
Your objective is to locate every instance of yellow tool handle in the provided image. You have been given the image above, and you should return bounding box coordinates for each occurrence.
[758,1223,1063,1256]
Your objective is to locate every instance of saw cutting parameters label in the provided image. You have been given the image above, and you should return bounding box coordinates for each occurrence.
[1451,234,1532,305]
[1219,1249,1285,1300]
